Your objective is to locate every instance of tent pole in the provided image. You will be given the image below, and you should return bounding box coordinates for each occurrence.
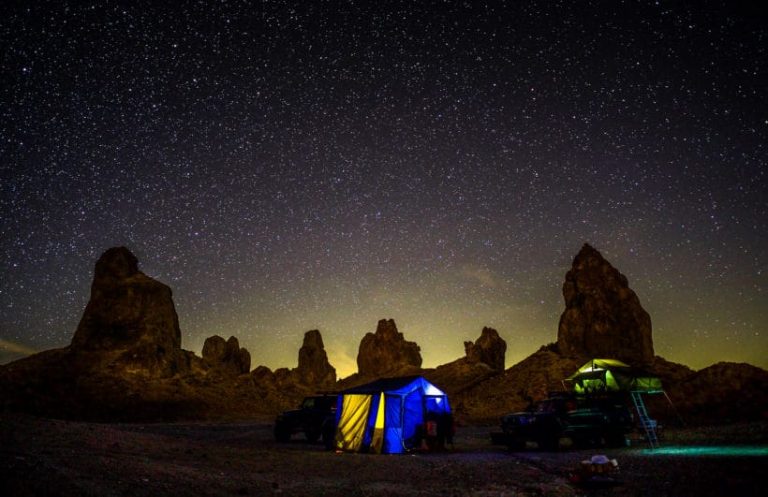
[662,390,685,427]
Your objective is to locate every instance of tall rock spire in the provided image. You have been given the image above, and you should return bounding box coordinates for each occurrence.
[557,243,654,366]
[71,246,187,377]
[295,329,336,388]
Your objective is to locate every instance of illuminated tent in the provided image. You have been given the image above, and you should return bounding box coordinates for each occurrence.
[334,376,451,454]
[567,358,663,394]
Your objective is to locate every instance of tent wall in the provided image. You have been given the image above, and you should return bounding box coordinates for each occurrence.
[402,390,423,449]
[335,394,372,452]
[383,394,403,453]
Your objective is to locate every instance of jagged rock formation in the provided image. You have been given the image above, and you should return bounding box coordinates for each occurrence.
[3,246,767,426]
[295,330,336,388]
[557,243,654,366]
[202,335,251,375]
[70,246,187,378]
[357,319,422,377]
[464,327,506,372]
[249,329,336,396]
[0,247,282,421]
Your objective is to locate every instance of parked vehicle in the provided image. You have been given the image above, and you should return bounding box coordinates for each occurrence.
[274,394,338,447]
[499,392,633,450]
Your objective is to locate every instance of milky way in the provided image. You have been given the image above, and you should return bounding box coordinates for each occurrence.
[2,1,766,375]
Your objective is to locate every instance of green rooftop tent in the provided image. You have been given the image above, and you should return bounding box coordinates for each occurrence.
[566,358,677,448]
[334,376,451,454]
[567,358,663,395]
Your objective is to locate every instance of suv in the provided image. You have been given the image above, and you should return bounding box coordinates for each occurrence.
[274,395,337,446]
[500,392,633,450]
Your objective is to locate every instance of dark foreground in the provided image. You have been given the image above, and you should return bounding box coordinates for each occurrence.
[1,414,766,497]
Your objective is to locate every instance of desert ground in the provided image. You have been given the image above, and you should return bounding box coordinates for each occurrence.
[2,413,766,497]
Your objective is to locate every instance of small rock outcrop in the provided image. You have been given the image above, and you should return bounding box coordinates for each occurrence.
[70,246,186,377]
[295,330,336,388]
[202,335,251,375]
[557,244,654,366]
[357,319,422,377]
[425,327,507,399]
[464,327,507,371]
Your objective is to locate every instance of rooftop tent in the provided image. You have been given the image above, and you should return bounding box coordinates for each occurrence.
[334,376,451,454]
[567,358,663,394]
[567,359,676,449]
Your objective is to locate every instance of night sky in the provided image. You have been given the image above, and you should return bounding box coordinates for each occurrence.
[2,1,766,376]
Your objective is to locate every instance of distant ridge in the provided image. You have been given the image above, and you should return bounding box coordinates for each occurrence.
[1,244,766,425]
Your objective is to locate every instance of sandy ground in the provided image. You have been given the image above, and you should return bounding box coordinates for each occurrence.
[1,413,766,497]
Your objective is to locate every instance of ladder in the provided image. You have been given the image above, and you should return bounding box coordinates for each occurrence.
[630,391,659,448]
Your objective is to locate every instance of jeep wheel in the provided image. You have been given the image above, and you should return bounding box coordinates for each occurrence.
[274,422,291,442]
[507,437,526,451]
[305,427,320,443]
[570,434,589,448]
[537,434,560,450]
[321,419,336,450]
[604,431,627,448]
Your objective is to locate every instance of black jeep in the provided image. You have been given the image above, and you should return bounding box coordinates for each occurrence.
[500,392,633,450]
[274,394,338,446]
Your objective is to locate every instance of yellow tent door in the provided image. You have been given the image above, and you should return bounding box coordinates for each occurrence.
[335,394,372,451]
[370,393,386,453]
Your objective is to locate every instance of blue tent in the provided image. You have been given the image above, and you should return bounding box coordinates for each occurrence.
[334,376,451,454]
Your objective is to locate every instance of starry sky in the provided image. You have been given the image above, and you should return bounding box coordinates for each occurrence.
[2,1,766,376]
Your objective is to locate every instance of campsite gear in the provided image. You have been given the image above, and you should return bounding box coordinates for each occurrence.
[426,420,438,437]
[565,358,680,448]
[570,455,621,487]
[631,391,659,448]
[334,376,451,454]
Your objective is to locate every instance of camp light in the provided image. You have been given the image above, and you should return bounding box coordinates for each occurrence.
[641,446,768,457]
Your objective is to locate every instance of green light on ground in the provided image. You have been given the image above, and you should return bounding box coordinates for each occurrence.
[641,446,768,457]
